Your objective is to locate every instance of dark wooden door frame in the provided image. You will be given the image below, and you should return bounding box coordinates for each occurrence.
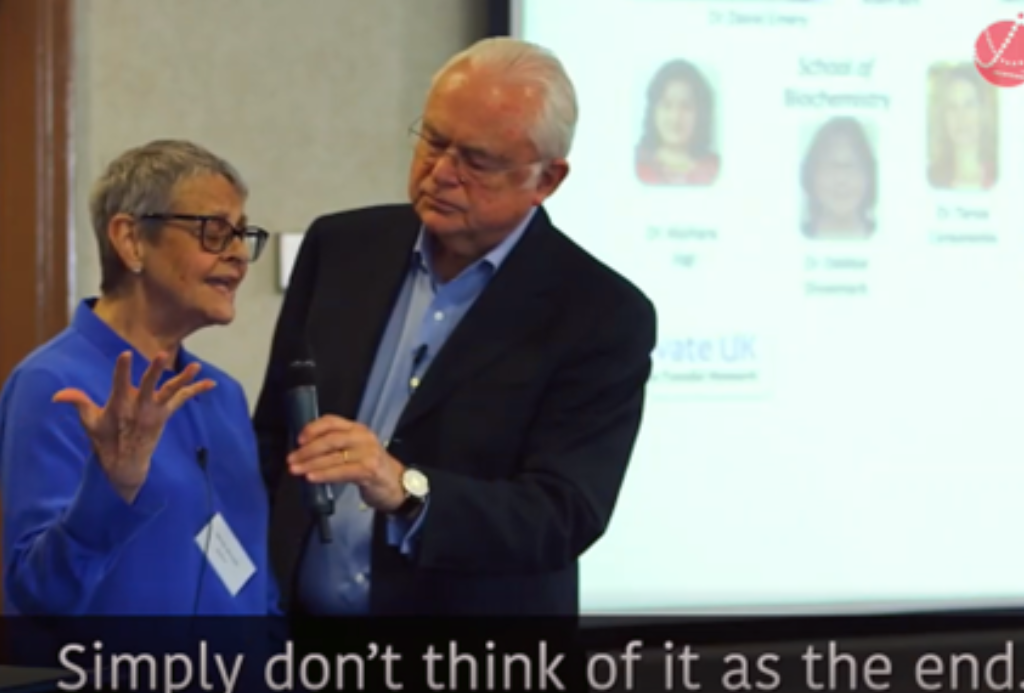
[0,0,74,384]
[0,0,72,612]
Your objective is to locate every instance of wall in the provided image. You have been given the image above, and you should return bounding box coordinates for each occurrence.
[72,0,487,404]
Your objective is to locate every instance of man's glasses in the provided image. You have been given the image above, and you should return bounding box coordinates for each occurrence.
[407,119,542,187]
[140,214,269,262]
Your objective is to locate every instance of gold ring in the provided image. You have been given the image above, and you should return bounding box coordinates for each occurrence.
[342,449,350,463]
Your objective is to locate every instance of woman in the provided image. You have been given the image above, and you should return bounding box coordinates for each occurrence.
[0,139,279,616]
[634,58,720,186]
[800,116,877,239]
[927,63,997,191]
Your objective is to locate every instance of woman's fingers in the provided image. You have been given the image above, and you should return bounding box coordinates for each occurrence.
[51,388,102,429]
[136,351,168,403]
[154,362,202,406]
[165,379,216,413]
[54,354,211,441]
[107,352,134,411]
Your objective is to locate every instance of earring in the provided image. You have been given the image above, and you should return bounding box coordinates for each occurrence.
[132,265,142,274]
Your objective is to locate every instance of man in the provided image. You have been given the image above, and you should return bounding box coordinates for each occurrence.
[254,36,657,616]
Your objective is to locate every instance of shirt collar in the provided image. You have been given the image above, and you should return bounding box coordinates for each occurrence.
[413,206,537,282]
[71,298,198,382]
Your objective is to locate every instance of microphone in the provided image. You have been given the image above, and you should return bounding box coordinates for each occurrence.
[285,359,335,543]
[195,447,208,471]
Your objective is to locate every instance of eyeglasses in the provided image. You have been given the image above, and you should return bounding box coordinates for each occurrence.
[407,119,542,187]
[139,214,269,262]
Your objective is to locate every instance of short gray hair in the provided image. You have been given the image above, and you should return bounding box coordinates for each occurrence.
[432,37,578,161]
[89,139,248,293]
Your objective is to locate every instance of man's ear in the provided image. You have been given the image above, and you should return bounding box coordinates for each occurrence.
[530,159,570,206]
[107,213,145,273]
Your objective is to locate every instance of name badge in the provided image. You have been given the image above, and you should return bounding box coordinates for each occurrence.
[194,512,256,597]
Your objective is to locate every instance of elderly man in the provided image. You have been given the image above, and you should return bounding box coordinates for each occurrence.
[255,36,656,616]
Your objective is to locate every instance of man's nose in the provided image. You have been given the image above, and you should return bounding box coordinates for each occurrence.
[430,149,464,185]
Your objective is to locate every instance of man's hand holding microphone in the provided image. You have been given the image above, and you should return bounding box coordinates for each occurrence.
[287,415,408,513]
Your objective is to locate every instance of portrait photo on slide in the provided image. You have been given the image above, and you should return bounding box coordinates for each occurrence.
[926,62,998,192]
[634,58,721,188]
[798,116,878,241]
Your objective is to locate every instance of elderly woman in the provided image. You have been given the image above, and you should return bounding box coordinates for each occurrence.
[0,139,279,615]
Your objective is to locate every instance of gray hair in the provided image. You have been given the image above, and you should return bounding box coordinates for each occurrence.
[89,139,248,293]
[432,37,578,161]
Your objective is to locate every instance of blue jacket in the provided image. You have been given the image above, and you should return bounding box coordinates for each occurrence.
[0,299,280,615]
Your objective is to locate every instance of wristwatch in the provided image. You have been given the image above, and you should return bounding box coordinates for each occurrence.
[394,467,429,517]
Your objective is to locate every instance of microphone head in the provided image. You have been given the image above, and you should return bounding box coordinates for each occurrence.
[286,359,317,389]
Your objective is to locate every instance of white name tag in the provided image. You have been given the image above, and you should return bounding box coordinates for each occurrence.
[194,512,256,597]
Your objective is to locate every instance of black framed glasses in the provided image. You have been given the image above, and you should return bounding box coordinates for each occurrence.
[139,213,269,262]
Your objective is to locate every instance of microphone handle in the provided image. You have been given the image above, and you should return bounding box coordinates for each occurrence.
[317,515,333,544]
[308,483,336,516]
[286,384,336,542]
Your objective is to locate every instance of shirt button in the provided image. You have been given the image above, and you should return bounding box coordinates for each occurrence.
[359,503,368,511]
[434,311,444,321]
[354,573,366,584]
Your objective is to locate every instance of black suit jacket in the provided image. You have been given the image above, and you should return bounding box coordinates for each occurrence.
[253,204,657,616]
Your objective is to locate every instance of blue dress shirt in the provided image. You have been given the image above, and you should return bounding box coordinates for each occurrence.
[296,208,536,614]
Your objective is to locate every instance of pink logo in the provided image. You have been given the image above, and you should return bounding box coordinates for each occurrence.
[975,14,1024,87]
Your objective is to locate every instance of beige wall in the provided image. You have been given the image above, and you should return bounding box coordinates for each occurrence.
[72,0,488,405]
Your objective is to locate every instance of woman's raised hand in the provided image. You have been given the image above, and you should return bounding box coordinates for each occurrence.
[52,351,215,503]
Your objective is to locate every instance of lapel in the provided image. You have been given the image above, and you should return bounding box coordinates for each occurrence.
[395,207,561,432]
[310,208,420,418]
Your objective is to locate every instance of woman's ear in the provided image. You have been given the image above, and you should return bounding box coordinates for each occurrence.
[107,213,145,274]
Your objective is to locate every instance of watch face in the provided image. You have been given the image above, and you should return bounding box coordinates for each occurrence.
[404,469,429,498]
